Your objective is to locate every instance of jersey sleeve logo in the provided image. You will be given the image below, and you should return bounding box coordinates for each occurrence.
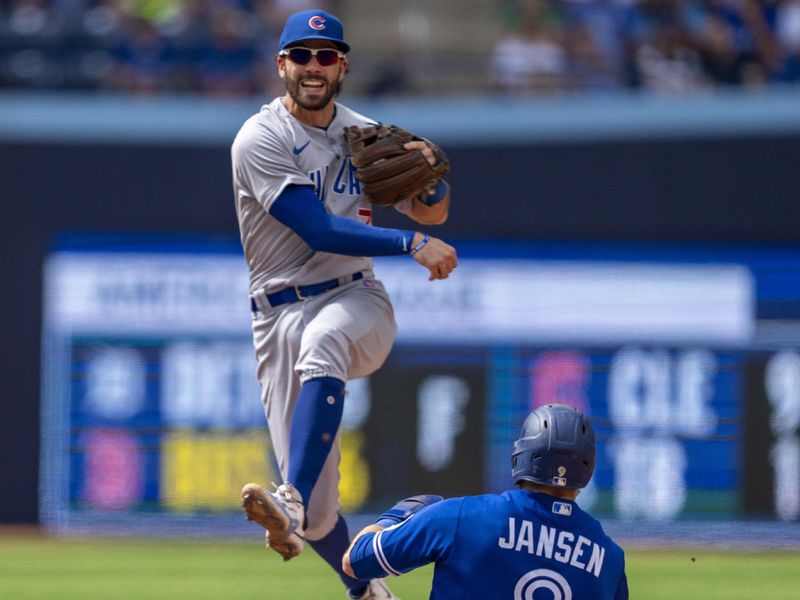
[308,15,326,30]
[514,569,573,600]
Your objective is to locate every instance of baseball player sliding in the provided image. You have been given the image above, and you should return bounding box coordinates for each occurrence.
[231,8,456,600]
[344,405,629,599]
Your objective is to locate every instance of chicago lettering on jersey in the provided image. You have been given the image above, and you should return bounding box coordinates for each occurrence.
[332,158,362,196]
[308,167,328,202]
[497,518,606,577]
[309,158,362,203]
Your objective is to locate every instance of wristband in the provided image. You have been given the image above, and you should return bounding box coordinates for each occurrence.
[420,180,448,207]
[409,234,430,257]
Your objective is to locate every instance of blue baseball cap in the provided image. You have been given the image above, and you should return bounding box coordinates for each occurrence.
[278,9,350,53]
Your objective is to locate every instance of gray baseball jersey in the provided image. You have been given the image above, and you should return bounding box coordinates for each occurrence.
[232,98,400,539]
[233,96,410,293]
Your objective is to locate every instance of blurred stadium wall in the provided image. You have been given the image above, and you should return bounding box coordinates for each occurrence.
[2,88,800,541]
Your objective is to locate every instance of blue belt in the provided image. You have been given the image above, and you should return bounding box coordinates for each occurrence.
[251,272,364,312]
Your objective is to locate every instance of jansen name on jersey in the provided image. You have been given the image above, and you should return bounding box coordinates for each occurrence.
[349,489,628,600]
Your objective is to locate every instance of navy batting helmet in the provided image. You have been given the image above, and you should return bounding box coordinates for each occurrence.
[511,404,596,489]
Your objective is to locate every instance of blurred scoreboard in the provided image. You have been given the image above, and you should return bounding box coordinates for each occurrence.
[39,239,800,533]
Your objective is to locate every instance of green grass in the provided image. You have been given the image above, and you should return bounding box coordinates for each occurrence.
[0,536,434,600]
[627,548,800,600]
[1,536,799,599]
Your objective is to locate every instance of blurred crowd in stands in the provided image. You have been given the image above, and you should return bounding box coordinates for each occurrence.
[491,0,800,94]
[1,0,800,97]
[0,0,326,96]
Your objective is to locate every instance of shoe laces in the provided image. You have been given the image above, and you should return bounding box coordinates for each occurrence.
[270,482,303,506]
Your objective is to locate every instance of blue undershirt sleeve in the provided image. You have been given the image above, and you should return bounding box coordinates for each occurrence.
[269,184,415,256]
[348,498,462,580]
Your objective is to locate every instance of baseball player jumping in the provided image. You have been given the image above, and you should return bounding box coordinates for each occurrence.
[344,404,629,599]
[231,8,456,600]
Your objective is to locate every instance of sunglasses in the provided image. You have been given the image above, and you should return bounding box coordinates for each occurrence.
[279,47,345,67]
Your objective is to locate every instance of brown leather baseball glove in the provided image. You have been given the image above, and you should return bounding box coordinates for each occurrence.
[344,124,450,206]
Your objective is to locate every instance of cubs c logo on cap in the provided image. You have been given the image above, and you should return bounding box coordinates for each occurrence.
[279,10,349,53]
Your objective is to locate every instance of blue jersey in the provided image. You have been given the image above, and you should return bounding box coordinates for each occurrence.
[348,489,628,600]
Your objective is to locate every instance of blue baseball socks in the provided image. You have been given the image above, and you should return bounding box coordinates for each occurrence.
[287,375,346,510]
[308,514,369,598]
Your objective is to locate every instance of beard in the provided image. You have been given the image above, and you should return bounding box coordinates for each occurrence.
[285,73,342,111]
